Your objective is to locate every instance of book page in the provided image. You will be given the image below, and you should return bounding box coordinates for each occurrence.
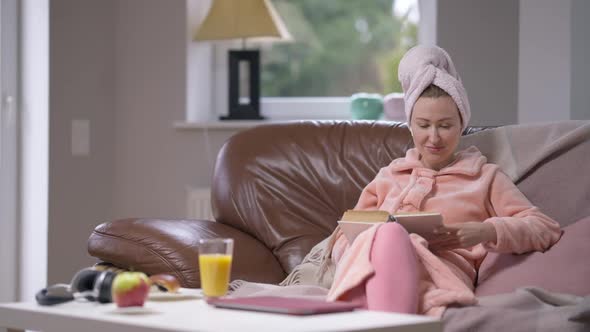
[340,210,389,222]
[393,213,443,240]
[338,210,443,242]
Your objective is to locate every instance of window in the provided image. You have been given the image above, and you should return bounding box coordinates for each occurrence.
[258,0,418,97]
[253,0,419,120]
[187,0,420,123]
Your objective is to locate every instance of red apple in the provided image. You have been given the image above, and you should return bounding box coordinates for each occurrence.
[111,272,150,307]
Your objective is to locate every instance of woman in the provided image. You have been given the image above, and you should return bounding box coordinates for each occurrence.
[229,45,562,317]
[324,45,562,316]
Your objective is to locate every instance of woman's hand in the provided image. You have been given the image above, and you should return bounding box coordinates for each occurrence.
[428,222,497,251]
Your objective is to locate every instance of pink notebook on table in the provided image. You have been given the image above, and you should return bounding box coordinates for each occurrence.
[206,296,362,316]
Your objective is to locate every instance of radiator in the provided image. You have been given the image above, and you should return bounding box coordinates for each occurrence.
[186,187,214,221]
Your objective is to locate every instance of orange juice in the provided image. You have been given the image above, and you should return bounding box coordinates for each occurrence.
[198,254,233,297]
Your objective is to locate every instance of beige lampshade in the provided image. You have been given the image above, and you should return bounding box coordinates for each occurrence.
[194,0,292,42]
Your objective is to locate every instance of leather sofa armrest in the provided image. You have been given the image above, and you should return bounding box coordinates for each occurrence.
[87,218,286,288]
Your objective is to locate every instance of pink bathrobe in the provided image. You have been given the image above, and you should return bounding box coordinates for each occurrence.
[326,146,562,317]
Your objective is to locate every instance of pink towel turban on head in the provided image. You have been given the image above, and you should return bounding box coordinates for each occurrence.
[398,45,471,131]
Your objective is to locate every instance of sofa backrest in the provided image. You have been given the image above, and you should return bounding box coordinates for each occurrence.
[212,121,488,273]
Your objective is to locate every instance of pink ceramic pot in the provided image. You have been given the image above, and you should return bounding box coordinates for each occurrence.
[383,93,405,122]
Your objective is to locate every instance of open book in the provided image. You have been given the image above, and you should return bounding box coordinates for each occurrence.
[337,210,444,242]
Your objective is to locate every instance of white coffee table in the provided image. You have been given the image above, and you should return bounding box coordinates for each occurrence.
[0,289,442,332]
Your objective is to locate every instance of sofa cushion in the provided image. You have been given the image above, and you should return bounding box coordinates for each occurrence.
[476,216,590,297]
[516,137,590,227]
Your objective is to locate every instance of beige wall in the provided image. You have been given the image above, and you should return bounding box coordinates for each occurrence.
[113,0,190,218]
[112,0,239,218]
[48,0,236,284]
[48,0,117,284]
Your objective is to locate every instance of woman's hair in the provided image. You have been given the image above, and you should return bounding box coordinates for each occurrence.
[419,84,449,98]
[417,84,463,127]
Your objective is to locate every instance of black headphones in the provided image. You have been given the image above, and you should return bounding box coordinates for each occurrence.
[36,268,116,306]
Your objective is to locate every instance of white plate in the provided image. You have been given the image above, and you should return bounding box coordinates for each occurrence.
[147,288,203,301]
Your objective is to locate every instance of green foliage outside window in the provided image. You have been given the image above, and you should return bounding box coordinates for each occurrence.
[257,0,418,97]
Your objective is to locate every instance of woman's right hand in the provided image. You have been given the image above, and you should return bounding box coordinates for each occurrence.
[428,222,497,250]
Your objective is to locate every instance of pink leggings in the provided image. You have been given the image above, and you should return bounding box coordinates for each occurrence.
[344,222,419,313]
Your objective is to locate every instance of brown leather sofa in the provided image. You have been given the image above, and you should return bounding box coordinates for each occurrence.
[88,121,489,288]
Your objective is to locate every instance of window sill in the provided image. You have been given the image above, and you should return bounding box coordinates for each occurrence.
[174,119,288,130]
[174,117,364,130]
[183,97,353,130]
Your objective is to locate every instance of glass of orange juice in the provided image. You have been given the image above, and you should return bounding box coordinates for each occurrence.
[198,238,233,298]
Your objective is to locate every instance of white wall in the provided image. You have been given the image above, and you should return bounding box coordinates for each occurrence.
[20,0,49,301]
[518,0,571,123]
[433,0,589,125]
[436,0,519,126]
[517,0,590,123]
[570,0,590,121]
[417,0,436,46]
[187,0,213,122]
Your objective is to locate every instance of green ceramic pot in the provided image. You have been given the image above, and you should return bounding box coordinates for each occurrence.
[350,93,384,120]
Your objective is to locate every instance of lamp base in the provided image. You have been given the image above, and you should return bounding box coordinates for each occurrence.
[219,114,265,120]
[222,49,263,121]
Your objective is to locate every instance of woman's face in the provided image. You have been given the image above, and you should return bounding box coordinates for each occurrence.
[410,96,463,170]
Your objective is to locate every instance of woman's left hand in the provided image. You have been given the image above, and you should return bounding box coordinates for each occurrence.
[429,222,497,250]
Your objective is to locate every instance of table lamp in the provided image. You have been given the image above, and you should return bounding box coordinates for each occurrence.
[194,0,292,120]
